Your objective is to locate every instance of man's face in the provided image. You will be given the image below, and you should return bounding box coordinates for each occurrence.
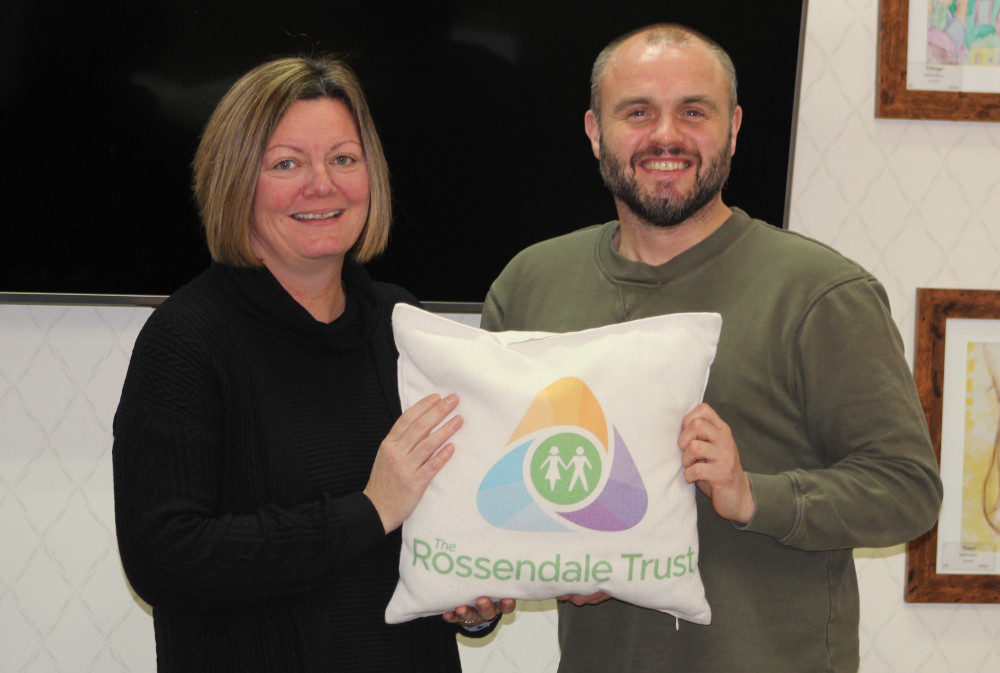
[585,37,742,228]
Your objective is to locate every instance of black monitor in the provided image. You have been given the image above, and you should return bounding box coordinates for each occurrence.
[2,1,805,305]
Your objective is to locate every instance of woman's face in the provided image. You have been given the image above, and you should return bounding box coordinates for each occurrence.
[250,97,370,277]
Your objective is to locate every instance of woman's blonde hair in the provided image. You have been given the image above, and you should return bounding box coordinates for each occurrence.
[193,56,391,265]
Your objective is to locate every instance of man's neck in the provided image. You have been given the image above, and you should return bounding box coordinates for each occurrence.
[614,198,732,267]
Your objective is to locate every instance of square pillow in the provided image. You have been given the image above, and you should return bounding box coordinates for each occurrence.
[385,304,721,625]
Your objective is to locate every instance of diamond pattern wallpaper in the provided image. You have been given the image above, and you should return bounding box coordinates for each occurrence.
[4,1,1000,671]
[790,1,1000,670]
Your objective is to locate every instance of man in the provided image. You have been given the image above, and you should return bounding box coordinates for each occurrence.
[480,24,942,673]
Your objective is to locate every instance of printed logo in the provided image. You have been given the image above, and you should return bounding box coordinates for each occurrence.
[477,377,647,532]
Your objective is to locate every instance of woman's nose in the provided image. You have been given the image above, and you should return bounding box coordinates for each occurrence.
[303,165,336,197]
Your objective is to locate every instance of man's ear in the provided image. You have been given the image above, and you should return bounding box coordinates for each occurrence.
[729,105,743,157]
[584,110,601,160]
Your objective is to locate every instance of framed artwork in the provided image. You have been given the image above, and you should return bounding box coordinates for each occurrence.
[906,288,1000,602]
[877,0,1000,121]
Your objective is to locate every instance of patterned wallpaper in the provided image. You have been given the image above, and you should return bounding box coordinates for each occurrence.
[790,1,1000,671]
[0,305,154,671]
[4,1,1000,671]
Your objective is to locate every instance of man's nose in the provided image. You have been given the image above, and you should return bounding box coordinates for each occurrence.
[648,114,683,147]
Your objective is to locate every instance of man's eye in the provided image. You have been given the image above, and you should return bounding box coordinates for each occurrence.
[627,109,647,118]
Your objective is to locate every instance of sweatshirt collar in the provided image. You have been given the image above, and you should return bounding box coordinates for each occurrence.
[596,207,754,286]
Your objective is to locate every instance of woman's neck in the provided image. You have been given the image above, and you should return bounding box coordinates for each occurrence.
[264,259,348,324]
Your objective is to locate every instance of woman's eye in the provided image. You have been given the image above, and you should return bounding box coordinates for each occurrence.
[332,155,356,166]
[274,159,297,170]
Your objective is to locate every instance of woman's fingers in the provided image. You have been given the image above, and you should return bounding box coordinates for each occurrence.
[387,394,457,444]
[364,393,462,533]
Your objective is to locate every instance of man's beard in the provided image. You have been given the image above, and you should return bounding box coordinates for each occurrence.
[598,136,732,228]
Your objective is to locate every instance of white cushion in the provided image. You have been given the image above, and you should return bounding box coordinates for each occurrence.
[385,304,720,625]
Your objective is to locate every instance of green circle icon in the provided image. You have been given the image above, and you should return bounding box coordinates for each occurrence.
[529,432,602,506]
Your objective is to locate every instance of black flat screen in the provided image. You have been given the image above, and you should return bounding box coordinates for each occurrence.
[2,1,805,302]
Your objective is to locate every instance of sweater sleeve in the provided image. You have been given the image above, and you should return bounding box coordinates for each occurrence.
[741,277,943,549]
[482,254,521,332]
[113,306,387,611]
[480,290,504,332]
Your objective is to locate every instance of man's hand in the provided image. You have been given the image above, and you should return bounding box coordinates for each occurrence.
[556,592,611,607]
[678,403,756,524]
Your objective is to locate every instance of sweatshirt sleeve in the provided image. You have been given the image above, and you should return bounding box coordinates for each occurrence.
[480,288,505,332]
[112,306,387,611]
[741,277,943,549]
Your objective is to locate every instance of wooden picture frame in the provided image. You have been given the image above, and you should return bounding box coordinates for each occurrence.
[876,0,1000,121]
[906,288,1000,602]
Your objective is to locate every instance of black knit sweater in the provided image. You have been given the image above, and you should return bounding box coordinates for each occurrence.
[113,262,465,672]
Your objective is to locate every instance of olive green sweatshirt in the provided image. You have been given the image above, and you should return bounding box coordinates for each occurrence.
[481,208,942,673]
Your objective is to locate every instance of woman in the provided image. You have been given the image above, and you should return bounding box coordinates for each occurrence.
[113,56,513,673]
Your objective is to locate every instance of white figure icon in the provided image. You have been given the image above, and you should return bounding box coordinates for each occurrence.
[540,446,568,490]
[567,446,592,492]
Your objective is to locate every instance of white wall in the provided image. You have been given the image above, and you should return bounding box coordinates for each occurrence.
[0,305,155,671]
[4,1,1000,671]
[789,1,1000,671]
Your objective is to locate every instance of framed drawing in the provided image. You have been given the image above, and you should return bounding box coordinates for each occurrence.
[877,0,1000,121]
[906,288,1000,602]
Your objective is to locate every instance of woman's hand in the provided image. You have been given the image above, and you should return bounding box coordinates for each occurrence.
[363,394,462,534]
[442,597,517,629]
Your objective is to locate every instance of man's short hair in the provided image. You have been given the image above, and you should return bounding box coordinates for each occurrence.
[589,24,739,119]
